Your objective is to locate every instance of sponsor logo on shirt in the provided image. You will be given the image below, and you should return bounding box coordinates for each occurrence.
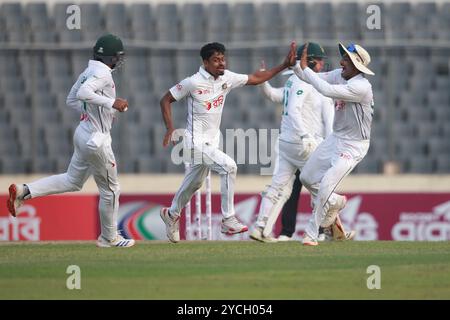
[176,84,183,91]
[222,83,228,90]
[195,89,210,95]
[205,95,224,110]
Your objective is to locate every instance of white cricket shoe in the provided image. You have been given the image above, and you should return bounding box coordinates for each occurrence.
[317,233,326,242]
[321,195,347,228]
[7,184,25,217]
[318,226,333,242]
[160,207,180,243]
[221,216,248,235]
[96,234,135,248]
[344,230,356,241]
[277,235,293,242]
[302,234,319,246]
[249,227,277,243]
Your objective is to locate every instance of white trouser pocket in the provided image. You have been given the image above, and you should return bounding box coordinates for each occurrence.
[86,132,109,151]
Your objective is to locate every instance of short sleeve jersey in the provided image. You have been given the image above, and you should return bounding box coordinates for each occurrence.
[170,66,248,148]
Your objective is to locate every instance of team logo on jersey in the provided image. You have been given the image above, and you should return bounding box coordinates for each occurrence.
[222,83,227,90]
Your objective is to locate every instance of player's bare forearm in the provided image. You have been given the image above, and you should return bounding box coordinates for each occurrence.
[160,92,175,130]
[247,65,286,85]
[160,91,177,147]
[247,42,297,85]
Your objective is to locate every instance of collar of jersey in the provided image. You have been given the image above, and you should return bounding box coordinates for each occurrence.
[199,66,221,81]
[89,60,112,73]
[347,72,364,82]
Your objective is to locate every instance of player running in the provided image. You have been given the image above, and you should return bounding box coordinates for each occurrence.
[250,43,335,243]
[6,34,135,248]
[293,43,375,246]
[159,42,297,243]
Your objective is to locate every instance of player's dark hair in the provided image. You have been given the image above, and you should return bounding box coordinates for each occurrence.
[200,42,226,61]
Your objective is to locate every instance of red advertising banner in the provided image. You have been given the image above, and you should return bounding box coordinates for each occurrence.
[1,193,449,241]
[0,195,98,241]
[118,193,450,241]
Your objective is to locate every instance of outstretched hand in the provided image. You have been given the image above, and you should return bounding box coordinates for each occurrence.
[300,43,309,70]
[284,42,297,68]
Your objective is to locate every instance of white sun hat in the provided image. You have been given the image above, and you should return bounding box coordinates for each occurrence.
[338,43,375,76]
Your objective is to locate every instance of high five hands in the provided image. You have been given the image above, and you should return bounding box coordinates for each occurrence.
[300,42,309,70]
[284,42,297,68]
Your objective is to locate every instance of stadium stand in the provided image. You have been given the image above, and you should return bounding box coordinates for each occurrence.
[0,1,448,174]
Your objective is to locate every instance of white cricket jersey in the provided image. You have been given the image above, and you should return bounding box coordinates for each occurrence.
[261,75,334,143]
[170,66,248,148]
[294,65,374,141]
[66,60,117,134]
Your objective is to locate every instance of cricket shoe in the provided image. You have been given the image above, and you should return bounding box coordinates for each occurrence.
[321,195,347,228]
[160,207,180,243]
[302,234,319,246]
[7,184,25,217]
[221,216,248,235]
[249,226,277,243]
[318,227,333,242]
[344,230,356,241]
[96,234,135,248]
[277,235,293,242]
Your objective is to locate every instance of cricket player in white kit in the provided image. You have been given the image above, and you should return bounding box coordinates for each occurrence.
[6,34,135,248]
[250,43,334,243]
[294,43,375,246]
[160,42,297,243]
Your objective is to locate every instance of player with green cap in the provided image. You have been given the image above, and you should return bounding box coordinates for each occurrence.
[250,42,339,243]
[7,34,134,248]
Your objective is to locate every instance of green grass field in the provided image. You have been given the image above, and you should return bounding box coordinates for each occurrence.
[1,241,450,300]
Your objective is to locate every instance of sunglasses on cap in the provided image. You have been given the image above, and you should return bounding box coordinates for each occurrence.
[346,43,365,64]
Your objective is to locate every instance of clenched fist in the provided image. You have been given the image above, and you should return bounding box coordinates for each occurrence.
[113,98,129,112]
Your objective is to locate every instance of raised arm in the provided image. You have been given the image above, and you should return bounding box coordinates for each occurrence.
[302,68,367,102]
[246,42,297,85]
[298,44,367,102]
[293,62,343,85]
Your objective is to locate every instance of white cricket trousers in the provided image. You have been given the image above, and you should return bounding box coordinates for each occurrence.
[27,125,120,241]
[256,138,314,230]
[170,143,237,219]
[300,134,369,239]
